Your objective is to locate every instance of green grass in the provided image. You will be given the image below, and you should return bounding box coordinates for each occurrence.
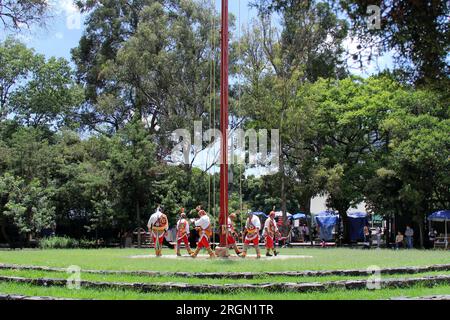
[0,248,449,272]
[0,281,449,300]
[0,248,448,299]
[1,269,450,285]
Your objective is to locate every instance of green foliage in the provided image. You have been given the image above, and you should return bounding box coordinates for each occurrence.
[0,173,55,236]
[38,236,97,249]
[0,2,448,246]
[0,38,83,129]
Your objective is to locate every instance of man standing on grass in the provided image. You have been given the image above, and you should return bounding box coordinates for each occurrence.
[405,225,414,249]
[263,211,281,257]
[175,208,193,256]
[241,212,262,259]
[191,206,216,258]
[226,213,242,256]
[148,206,169,257]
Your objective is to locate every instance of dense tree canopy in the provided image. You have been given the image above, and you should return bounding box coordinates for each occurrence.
[0,0,448,247]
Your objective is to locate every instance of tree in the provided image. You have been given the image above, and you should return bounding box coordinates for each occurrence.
[240,0,348,233]
[0,38,34,120]
[339,0,449,85]
[72,0,222,158]
[0,173,55,243]
[282,76,412,242]
[375,88,450,246]
[0,38,83,129]
[0,0,49,30]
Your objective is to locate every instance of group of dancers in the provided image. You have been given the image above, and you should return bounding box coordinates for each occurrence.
[147,205,281,258]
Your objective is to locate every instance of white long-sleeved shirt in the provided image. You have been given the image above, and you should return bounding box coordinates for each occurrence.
[195,215,211,230]
[263,217,278,236]
[147,210,168,231]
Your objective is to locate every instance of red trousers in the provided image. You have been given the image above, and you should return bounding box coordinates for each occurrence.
[152,234,164,247]
[177,234,190,247]
[197,235,211,249]
[265,235,274,249]
[227,234,236,245]
[244,236,259,246]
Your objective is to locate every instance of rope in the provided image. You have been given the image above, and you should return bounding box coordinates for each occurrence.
[238,0,243,216]
[211,0,217,243]
[207,0,214,219]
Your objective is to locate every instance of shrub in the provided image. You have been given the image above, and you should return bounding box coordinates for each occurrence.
[39,236,79,249]
[39,236,101,249]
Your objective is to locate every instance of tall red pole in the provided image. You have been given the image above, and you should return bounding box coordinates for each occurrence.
[217,0,229,256]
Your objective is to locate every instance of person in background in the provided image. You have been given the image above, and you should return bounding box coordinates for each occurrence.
[363,226,371,249]
[405,225,414,249]
[263,211,281,257]
[428,228,437,249]
[375,226,382,249]
[395,231,404,250]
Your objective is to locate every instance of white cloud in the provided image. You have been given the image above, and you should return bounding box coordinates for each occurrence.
[49,0,80,16]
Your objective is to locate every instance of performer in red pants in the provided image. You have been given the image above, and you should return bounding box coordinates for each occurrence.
[241,212,261,259]
[175,208,193,256]
[147,206,169,257]
[263,211,281,256]
[227,213,242,256]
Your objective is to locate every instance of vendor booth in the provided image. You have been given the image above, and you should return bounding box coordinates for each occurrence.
[251,212,268,218]
[347,211,369,242]
[314,211,339,242]
[428,210,450,249]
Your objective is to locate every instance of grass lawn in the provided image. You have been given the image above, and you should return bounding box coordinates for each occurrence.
[1,269,450,285]
[0,248,449,272]
[0,281,449,300]
[0,248,448,300]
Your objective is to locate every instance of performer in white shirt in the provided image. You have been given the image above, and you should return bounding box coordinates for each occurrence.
[263,211,281,257]
[241,212,261,259]
[147,206,169,257]
[175,208,193,256]
[226,213,242,256]
[191,205,216,258]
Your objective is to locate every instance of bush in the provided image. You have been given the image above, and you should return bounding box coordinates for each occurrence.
[39,236,102,249]
[39,236,79,249]
[78,238,97,249]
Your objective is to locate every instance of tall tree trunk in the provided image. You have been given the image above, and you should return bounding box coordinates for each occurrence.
[1,221,11,246]
[280,155,288,236]
[385,216,390,248]
[136,202,141,248]
[340,212,349,244]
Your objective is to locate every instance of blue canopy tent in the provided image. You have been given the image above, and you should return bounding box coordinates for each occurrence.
[428,210,450,249]
[347,211,369,242]
[251,212,268,219]
[314,211,339,241]
[289,213,307,220]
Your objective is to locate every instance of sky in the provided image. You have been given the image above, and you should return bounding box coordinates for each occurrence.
[1,0,393,75]
[2,0,392,213]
